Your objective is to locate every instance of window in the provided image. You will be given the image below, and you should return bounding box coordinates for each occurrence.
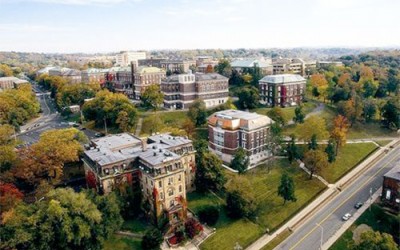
[160,192,164,199]
[386,190,391,200]
[168,188,174,196]
[178,175,182,181]
[179,185,182,192]
[242,133,246,140]
[168,177,173,185]
[170,200,174,207]
[158,181,162,188]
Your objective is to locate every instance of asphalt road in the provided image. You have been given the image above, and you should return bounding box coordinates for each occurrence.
[17,83,98,145]
[275,145,400,250]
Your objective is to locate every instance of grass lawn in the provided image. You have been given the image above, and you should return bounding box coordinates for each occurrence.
[347,122,398,139]
[104,235,141,250]
[158,110,188,128]
[320,143,378,183]
[189,159,326,250]
[375,140,393,147]
[121,218,150,234]
[261,229,292,250]
[252,102,317,124]
[330,204,400,250]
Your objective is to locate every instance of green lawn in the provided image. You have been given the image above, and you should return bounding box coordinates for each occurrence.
[347,122,398,139]
[121,218,150,234]
[189,159,326,250]
[375,140,393,147]
[320,143,378,183]
[330,204,400,250]
[104,235,141,250]
[252,102,317,124]
[158,110,188,128]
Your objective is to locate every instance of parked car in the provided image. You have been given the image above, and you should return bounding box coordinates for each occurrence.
[354,202,363,209]
[342,213,351,221]
[95,132,105,138]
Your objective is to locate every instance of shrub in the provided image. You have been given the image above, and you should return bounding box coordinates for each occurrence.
[198,206,220,226]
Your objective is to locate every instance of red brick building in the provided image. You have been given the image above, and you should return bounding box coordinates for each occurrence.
[208,110,274,167]
[381,165,400,213]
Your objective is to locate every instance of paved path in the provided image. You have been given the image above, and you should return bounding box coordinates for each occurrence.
[135,117,143,136]
[246,139,400,250]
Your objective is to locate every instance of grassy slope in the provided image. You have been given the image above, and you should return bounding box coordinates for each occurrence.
[104,235,141,250]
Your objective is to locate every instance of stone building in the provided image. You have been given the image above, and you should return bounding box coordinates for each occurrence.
[259,74,306,107]
[161,72,229,109]
[272,58,316,76]
[49,67,82,84]
[115,51,146,67]
[231,58,273,75]
[82,133,196,225]
[0,77,28,90]
[81,68,107,84]
[161,60,196,74]
[208,110,274,167]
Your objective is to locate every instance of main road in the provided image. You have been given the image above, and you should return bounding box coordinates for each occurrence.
[275,144,400,250]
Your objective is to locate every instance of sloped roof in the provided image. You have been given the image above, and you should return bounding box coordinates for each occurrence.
[231,59,271,68]
[136,66,165,74]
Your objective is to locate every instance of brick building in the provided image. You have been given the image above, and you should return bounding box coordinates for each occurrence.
[81,68,107,84]
[49,67,82,84]
[208,110,274,167]
[0,77,28,90]
[161,72,229,109]
[82,133,196,226]
[161,60,196,74]
[259,74,306,107]
[381,165,400,213]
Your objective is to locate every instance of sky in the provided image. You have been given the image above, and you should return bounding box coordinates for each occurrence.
[0,0,399,53]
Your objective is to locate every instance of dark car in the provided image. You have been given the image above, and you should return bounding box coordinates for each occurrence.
[354,202,363,209]
[95,132,105,138]
[79,126,86,130]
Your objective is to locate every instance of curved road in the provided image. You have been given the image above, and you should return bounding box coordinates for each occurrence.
[275,144,400,250]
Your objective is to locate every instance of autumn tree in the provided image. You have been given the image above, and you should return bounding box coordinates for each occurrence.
[141,84,164,111]
[0,124,17,173]
[296,116,329,142]
[56,83,100,109]
[242,73,253,84]
[330,115,350,155]
[205,64,214,73]
[181,118,196,138]
[188,99,208,126]
[0,183,23,216]
[142,114,165,135]
[310,73,328,101]
[0,64,14,77]
[278,173,297,204]
[12,128,87,189]
[230,147,249,174]
[303,149,328,179]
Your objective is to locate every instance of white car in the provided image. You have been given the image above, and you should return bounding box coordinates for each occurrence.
[342,213,351,221]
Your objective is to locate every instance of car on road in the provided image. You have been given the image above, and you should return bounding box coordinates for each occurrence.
[342,213,351,221]
[79,126,86,130]
[95,132,105,138]
[354,202,363,209]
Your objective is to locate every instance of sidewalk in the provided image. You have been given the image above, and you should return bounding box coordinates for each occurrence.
[246,138,400,250]
[323,188,382,250]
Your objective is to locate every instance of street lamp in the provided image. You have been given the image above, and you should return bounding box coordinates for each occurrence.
[316,223,323,250]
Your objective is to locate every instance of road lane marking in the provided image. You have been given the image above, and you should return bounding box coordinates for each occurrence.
[288,149,400,250]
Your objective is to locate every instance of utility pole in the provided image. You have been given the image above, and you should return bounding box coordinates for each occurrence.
[104,117,108,135]
[369,187,373,212]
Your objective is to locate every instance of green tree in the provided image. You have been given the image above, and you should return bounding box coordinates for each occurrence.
[303,150,329,179]
[351,230,398,250]
[226,176,257,219]
[0,188,117,250]
[382,98,400,129]
[0,124,17,173]
[325,139,336,163]
[362,98,377,122]
[141,228,163,250]
[198,206,219,226]
[387,68,399,95]
[277,173,297,204]
[267,107,286,126]
[188,99,208,126]
[142,114,165,135]
[293,105,305,124]
[230,147,249,174]
[237,86,260,109]
[215,59,232,78]
[195,151,226,192]
[287,135,299,163]
[141,84,164,111]
[308,134,318,150]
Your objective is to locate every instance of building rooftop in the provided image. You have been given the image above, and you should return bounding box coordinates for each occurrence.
[209,109,274,130]
[384,165,400,181]
[231,59,271,68]
[0,76,20,81]
[259,74,305,84]
[136,66,164,74]
[195,73,228,81]
[84,133,192,167]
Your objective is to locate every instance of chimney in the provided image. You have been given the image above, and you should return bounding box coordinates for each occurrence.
[141,139,147,152]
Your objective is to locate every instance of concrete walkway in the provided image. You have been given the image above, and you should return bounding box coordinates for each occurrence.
[135,117,143,136]
[246,138,400,250]
[297,160,330,187]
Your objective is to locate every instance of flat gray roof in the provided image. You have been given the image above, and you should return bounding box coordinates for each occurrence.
[384,165,400,181]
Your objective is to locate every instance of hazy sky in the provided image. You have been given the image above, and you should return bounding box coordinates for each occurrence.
[1,0,399,53]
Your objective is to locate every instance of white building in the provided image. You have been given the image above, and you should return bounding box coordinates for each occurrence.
[115,51,146,67]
